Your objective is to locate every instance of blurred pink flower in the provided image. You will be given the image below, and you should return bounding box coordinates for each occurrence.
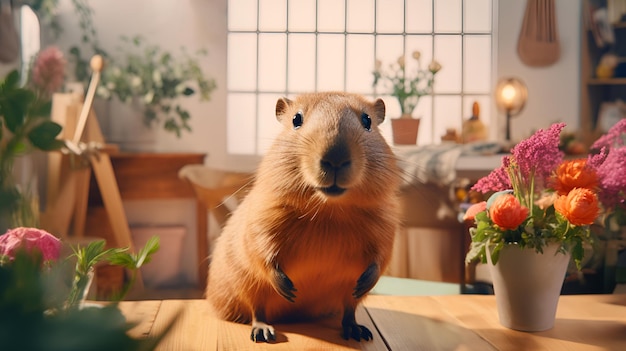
[463,201,487,221]
[591,118,626,151]
[31,46,66,97]
[0,227,61,262]
[587,119,626,214]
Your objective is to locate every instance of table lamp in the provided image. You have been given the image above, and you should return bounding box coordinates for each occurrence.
[495,77,528,143]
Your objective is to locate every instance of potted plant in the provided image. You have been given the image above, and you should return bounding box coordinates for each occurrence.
[91,36,216,141]
[372,51,441,145]
[463,122,625,332]
[0,226,173,350]
[0,46,67,231]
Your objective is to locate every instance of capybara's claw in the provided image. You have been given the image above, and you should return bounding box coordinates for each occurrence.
[251,322,276,342]
[353,263,379,298]
[341,322,373,341]
[274,265,297,302]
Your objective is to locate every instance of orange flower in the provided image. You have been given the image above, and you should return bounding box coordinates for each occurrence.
[463,201,487,221]
[489,194,529,230]
[554,188,600,226]
[552,159,598,196]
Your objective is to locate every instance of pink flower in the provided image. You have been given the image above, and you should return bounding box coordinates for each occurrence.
[510,123,565,191]
[594,147,626,211]
[587,120,626,212]
[0,227,61,262]
[472,156,512,193]
[463,201,487,221]
[31,46,66,97]
[591,118,626,151]
[472,124,565,195]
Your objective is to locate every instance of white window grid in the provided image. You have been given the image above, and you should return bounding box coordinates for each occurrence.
[227,0,495,155]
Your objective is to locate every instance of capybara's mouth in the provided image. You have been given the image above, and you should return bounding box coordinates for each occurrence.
[319,185,346,196]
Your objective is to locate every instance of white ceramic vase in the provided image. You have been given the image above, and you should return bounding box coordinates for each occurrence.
[99,97,157,152]
[486,242,570,332]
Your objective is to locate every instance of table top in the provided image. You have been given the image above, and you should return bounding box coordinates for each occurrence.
[119,293,626,350]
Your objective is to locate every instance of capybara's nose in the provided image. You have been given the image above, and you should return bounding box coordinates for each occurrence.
[320,142,351,174]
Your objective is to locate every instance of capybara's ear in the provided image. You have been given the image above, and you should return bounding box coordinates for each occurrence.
[373,98,386,124]
[276,98,293,122]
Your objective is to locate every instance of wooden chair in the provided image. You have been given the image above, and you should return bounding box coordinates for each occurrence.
[178,165,253,287]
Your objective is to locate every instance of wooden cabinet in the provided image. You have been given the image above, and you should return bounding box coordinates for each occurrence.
[581,2,626,146]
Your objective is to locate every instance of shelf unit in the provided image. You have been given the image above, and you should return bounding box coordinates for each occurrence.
[581,1,626,146]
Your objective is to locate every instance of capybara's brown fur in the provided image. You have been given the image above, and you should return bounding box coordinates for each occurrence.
[206,92,401,342]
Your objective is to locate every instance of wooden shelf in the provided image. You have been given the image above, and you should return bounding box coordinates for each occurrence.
[613,22,626,29]
[587,77,626,85]
[581,0,626,146]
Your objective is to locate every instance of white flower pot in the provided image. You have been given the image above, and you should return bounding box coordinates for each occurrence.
[486,242,570,332]
[98,97,157,152]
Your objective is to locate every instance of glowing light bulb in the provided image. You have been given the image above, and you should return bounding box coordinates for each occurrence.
[501,84,516,108]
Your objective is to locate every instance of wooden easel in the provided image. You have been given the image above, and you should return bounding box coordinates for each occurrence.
[40,57,143,290]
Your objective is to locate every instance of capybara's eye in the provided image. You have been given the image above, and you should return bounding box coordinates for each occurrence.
[361,112,371,131]
[293,112,303,129]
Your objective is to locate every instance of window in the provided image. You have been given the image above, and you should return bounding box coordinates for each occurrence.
[227,0,495,154]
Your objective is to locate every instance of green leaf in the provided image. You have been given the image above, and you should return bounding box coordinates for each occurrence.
[489,242,504,265]
[71,240,127,275]
[571,239,584,270]
[29,99,53,117]
[1,70,20,90]
[27,121,64,151]
[135,236,159,268]
[107,253,135,268]
[1,89,35,132]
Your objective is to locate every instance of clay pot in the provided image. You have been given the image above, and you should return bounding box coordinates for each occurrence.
[390,116,420,145]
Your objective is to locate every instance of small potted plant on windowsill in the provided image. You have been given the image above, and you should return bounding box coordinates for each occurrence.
[372,51,441,145]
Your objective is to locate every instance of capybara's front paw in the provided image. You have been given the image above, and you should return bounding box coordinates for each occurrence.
[251,321,276,342]
[353,263,379,298]
[273,265,297,302]
[341,321,373,341]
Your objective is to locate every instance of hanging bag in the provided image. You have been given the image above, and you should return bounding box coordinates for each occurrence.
[0,0,20,64]
[517,0,560,67]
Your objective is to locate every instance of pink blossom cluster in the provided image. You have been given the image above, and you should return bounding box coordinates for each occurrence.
[472,157,511,193]
[31,46,66,97]
[588,119,626,212]
[0,227,61,262]
[594,148,626,210]
[472,123,565,194]
[591,119,626,150]
[510,123,565,189]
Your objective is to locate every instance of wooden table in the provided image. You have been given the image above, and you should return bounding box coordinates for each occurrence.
[119,294,626,350]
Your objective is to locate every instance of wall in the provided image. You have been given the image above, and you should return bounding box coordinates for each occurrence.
[496,0,582,142]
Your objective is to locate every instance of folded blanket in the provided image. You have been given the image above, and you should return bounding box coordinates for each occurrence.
[395,144,465,187]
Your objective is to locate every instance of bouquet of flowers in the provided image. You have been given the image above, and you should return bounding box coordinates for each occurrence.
[464,123,604,268]
[372,51,442,116]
